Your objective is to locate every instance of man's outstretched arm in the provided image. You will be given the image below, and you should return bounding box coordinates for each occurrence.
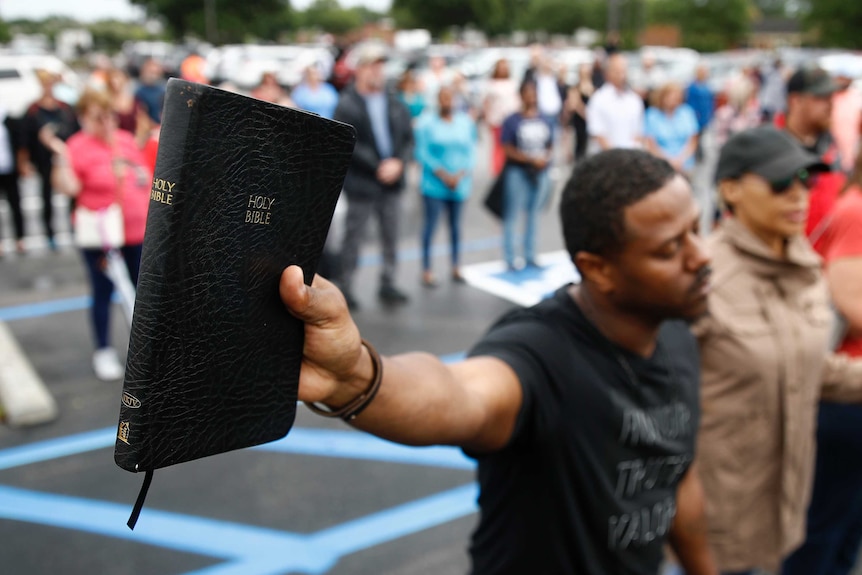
[669,464,719,575]
[279,265,523,452]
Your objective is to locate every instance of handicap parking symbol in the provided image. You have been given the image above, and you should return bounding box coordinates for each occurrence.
[460,251,580,307]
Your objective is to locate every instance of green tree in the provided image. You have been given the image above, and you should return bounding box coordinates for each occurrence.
[649,0,750,52]
[391,0,476,36]
[0,19,10,44]
[88,20,158,53]
[300,0,366,35]
[129,0,291,42]
[518,0,584,34]
[391,0,535,37]
[802,0,862,48]
[753,0,791,17]
[518,0,610,37]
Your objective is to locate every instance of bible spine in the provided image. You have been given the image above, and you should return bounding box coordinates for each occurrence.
[114,81,200,472]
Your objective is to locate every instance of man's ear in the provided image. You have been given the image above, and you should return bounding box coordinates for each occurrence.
[574,251,617,295]
[718,179,741,213]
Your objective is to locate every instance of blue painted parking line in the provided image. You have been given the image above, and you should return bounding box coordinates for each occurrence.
[258,427,474,470]
[0,425,475,473]
[0,415,479,573]
[0,295,92,322]
[0,423,478,575]
[0,236,502,323]
[0,427,475,470]
[0,426,116,471]
[0,481,478,575]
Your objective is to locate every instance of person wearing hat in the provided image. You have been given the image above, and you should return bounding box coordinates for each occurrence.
[333,43,414,310]
[783,66,846,238]
[692,126,862,574]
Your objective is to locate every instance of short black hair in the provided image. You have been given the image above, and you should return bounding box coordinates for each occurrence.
[560,149,676,263]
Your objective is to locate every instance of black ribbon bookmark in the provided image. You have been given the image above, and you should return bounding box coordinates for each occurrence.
[127,469,154,530]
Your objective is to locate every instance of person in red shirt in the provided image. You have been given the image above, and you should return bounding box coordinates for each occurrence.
[783,67,846,237]
[784,149,862,575]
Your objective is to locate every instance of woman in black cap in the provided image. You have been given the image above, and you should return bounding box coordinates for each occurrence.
[691,126,862,575]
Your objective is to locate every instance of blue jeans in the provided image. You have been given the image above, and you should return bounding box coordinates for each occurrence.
[421,196,463,272]
[502,164,550,268]
[783,402,862,575]
[81,244,142,349]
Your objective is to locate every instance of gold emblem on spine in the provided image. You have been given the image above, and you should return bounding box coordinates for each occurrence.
[122,392,142,409]
[118,421,131,444]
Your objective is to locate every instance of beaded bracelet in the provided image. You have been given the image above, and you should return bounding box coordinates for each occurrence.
[304,338,383,422]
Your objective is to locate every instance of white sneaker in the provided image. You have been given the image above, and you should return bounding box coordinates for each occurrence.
[92,347,124,381]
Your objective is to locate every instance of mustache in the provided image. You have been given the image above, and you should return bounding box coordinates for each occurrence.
[690,265,712,292]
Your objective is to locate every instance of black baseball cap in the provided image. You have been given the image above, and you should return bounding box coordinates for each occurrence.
[715,126,828,182]
[787,66,839,97]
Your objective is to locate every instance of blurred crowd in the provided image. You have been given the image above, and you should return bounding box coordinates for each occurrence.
[2,36,862,574]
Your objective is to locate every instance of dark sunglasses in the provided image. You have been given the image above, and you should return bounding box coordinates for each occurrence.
[769,168,814,194]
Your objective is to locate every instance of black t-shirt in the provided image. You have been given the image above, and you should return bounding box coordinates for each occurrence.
[22,102,79,169]
[466,286,701,575]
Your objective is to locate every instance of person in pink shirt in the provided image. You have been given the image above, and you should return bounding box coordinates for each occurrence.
[42,89,152,381]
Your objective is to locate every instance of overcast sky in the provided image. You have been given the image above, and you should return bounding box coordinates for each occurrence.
[0,0,392,22]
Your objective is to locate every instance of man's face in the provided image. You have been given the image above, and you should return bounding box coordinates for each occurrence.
[606,175,711,322]
[520,83,537,109]
[794,92,833,132]
[357,60,385,91]
[605,55,627,89]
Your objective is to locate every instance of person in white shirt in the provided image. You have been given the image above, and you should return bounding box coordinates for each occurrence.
[535,56,563,121]
[586,54,645,152]
[421,55,454,113]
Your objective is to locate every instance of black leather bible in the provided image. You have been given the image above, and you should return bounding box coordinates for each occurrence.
[114,79,355,523]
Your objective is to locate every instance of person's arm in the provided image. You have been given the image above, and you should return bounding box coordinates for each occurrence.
[826,257,862,339]
[668,464,719,575]
[673,135,698,168]
[820,352,862,402]
[586,96,611,150]
[503,143,538,166]
[671,107,700,168]
[642,111,663,158]
[500,115,528,165]
[333,96,378,176]
[40,127,81,197]
[279,266,523,451]
[414,118,443,172]
[16,112,35,176]
[394,99,415,167]
[633,99,646,148]
[464,118,478,173]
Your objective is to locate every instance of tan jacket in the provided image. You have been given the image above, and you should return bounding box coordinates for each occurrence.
[693,218,862,572]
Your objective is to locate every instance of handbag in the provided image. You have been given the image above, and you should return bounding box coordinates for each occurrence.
[74,203,125,249]
[483,168,506,220]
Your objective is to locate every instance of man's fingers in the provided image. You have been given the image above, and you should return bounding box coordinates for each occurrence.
[279,265,346,327]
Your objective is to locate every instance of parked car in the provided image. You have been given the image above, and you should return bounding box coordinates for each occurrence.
[0,53,81,118]
[206,44,334,90]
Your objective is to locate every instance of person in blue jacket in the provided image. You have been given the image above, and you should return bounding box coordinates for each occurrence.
[685,64,715,161]
[415,86,477,286]
[291,65,339,120]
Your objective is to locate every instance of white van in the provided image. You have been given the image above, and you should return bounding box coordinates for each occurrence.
[0,53,81,118]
